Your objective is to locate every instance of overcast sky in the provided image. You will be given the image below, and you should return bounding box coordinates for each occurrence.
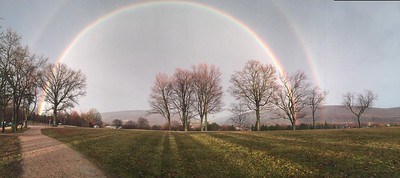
[1,0,399,114]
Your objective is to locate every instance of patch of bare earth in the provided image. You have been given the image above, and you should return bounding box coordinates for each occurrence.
[19,126,106,178]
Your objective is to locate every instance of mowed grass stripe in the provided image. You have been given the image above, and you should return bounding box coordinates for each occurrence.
[215,130,400,177]
[208,132,338,176]
[43,129,166,177]
[173,132,247,177]
[191,133,311,177]
[98,131,165,177]
[160,132,185,177]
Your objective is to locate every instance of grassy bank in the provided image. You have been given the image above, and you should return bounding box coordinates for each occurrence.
[42,127,400,177]
[0,135,22,177]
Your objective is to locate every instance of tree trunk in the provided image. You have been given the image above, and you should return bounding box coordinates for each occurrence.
[205,113,208,132]
[24,108,28,128]
[312,111,315,129]
[168,119,171,131]
[292,118,296,130]
[53,109,57,127]
[184,119,188,132]
[255,108,260,131]
[357,116,361,128]
[12,99,17,132]
[1,109,5,133]
[24,117,28,128]
[24,115,28,128]
[200,115,204,132]
[183,113,188,132]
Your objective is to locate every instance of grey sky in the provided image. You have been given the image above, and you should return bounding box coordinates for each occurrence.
[1,0,399,114]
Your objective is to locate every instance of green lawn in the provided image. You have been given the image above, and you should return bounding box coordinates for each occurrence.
[42,127,400,177]
[0,135,22,177]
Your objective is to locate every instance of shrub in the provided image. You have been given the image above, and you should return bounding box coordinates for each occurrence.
[137,117,150,129]
[122,120,136,129]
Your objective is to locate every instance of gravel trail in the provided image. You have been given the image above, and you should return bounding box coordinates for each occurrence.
[19,126,106,178]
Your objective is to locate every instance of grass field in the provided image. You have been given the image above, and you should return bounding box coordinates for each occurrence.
[0,134,22,177]
[42,127,400,177]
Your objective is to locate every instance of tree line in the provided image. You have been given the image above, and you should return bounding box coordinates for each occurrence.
[1,25,377,132]
[0,27,87,132]
[19,108,102,127]
[149,64,223,131]
[150,60,377,131]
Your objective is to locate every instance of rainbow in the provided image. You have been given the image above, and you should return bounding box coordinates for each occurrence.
[38,1,290,114]
[271,1,321,87]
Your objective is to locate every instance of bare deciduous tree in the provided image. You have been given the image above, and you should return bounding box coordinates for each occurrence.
[0,28,16,133]
[171,68,194,132]
[306,87,328,129]
[137,117,150,129]
[274,71,310,130]
[112,119,122,128]
[149,73,174,130]
[6,36,45,132]
[342,90,377,128]
[22,85,39,128]
[40,63,87,126]
[82,108,102,127]
[192,63,223,131]
[229,102,249,130]
[229,60,277,131]
[122,120,136,129]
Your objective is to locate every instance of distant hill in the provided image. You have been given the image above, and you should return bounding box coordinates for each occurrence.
[102,106,400,126]
[301,105,400,124]
[223,105,400,126]
[101,110,174,126]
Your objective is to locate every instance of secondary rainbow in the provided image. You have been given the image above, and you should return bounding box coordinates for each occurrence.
[271,1,321,87]
[38,1,288,113]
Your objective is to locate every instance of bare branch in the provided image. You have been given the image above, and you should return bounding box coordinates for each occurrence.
[342,89,377,128]
[229,102,250,130]
[40,63,87,126]
[192,63,223,131]
[229,60,278,131]
[148,73,173,130]
[274,71,311,130]
[306,86,328,129]
[170,68,195,131]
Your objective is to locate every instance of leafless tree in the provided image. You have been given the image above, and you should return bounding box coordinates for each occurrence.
[229,102,250,130]
[0,28,15,133]
[229,60,278,131]
[9,46,32,131]
[40,63,87,127]
[137,117,150,129]
[82,108,102,127]
[149,73,173,130]
[0,28,46,132]
[122,120,136,129]
[342,90,377,128]
[171,68,194,132]
[274,71,310,130]
[306,87,328,129]
[22,85,39,128]
[192,63,223,131]
[112,119,122,128]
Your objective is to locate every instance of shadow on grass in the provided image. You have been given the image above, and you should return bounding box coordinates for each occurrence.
[0,135,22,177]
[88,131,165,177]
[172,132,247,177]
[208,132,400,177]
[159,132,185,177]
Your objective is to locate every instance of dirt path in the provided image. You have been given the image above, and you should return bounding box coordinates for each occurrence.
[19,126,106,178]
